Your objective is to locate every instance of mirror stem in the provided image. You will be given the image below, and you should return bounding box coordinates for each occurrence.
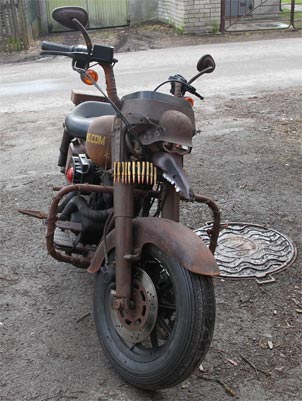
[72,18,92,54]
[188,66,213,85]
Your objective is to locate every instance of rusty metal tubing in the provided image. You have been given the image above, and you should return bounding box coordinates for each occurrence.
[47,184,220,266]
[193,194,221,254]
[174,82,183,97]
[100,63,122,109]
[46,183,155,267]
[113,182,134,301]
[46,184,114,267]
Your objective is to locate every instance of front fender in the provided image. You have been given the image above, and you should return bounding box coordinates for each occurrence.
[88,217,219,276]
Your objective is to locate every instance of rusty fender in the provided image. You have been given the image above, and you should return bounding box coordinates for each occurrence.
[88,217,220,276]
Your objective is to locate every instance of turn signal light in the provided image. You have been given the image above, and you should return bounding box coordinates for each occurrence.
[81,69,98,86]
[66,167,74,183]
[184,96,194,107]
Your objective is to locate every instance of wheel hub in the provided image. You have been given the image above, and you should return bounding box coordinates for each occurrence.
[110,268,158,343]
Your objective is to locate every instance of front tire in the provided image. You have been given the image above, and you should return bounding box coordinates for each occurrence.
[93,244,215,390]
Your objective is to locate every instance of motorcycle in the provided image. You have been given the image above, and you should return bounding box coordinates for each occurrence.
[19,6,222,390]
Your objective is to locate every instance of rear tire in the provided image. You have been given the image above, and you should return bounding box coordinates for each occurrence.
[93,244,215,389]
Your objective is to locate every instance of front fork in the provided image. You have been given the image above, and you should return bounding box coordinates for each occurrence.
[113,179,180,311]
[113,181,134,311]
[112,148,182,311]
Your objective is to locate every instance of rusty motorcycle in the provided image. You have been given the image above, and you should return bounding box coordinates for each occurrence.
[19,6,222,390]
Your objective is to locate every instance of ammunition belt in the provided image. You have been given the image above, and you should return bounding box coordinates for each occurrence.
[113,161,157,185]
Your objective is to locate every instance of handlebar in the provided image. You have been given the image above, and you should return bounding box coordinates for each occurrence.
[40,38,208,106]
[40,40,120,107]
[41,41,89,64]
[41,41,77,54]
[41,41,114,65]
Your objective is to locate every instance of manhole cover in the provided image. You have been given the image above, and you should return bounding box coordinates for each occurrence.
[195,223,297,281]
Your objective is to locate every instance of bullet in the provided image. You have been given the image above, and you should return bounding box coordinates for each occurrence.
[146,162,150,184]
[150,162,153,185]
[121,162,124,184]
[137,161,141,184]
[117,162,121,183]
[128,162,131,184]
[132,161,136,183]
[142,161,145,184]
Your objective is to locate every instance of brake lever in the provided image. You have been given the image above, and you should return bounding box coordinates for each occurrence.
[184,83,204,100]
[192,90,204,100]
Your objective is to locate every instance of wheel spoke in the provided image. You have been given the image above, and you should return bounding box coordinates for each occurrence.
[157,280,172,291]
[159,303,176,312]
[150,327,159,349]
[157,316,172,335]
[94,244,216,388]
[128,342,140,351]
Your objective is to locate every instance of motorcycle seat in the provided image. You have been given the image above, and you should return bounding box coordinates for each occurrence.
[65,101,115,138]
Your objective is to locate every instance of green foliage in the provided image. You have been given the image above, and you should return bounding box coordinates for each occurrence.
[1,36,23,52]
[280,0,302,26]
[211,21,220,34]
[173,22,184,34]
[281,0,302,4]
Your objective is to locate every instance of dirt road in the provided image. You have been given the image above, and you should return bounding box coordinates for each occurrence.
[0,35,301,401]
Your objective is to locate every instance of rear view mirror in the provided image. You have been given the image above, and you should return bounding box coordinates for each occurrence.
[52,6,88,30]
[188,54,216,85]
[197,54,216,73]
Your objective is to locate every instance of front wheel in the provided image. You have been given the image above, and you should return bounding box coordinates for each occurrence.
[93,244,216,390]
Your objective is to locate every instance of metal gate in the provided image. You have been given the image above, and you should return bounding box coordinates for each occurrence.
[221,0,302,32]
[46,0,129,32]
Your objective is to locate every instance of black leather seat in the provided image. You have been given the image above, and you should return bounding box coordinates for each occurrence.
[65,101,115,138]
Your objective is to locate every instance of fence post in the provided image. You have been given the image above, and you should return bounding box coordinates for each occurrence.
[8,0,21,51]
[220,0,226,33]
[18,0,29,50]
[290,0,295,28]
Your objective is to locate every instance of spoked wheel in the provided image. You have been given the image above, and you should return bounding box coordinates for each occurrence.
[93,244,216,390]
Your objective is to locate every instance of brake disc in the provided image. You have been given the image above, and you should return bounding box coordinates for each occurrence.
[110,268,158,344]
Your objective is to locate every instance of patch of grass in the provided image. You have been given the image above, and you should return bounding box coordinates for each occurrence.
[1,36,23,52]
[280,0,302,22]
[281,0,302,4]
[211,21,220,33]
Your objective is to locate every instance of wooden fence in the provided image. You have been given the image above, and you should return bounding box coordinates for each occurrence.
[0,0,38,52]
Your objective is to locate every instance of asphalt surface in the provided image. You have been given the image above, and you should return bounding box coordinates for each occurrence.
[1,37,302,107]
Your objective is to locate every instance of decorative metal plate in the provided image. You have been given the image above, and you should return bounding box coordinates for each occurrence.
[194,223,297,280]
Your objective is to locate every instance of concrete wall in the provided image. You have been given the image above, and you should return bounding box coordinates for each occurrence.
[158,0,221,34]
[158,0,185,30]
[129,0,159,25]
[36,0,221,35]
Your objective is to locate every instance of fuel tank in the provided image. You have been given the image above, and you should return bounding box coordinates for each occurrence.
[86,115,114,169]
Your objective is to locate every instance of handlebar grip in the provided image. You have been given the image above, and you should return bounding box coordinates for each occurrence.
[41,41,74,53]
